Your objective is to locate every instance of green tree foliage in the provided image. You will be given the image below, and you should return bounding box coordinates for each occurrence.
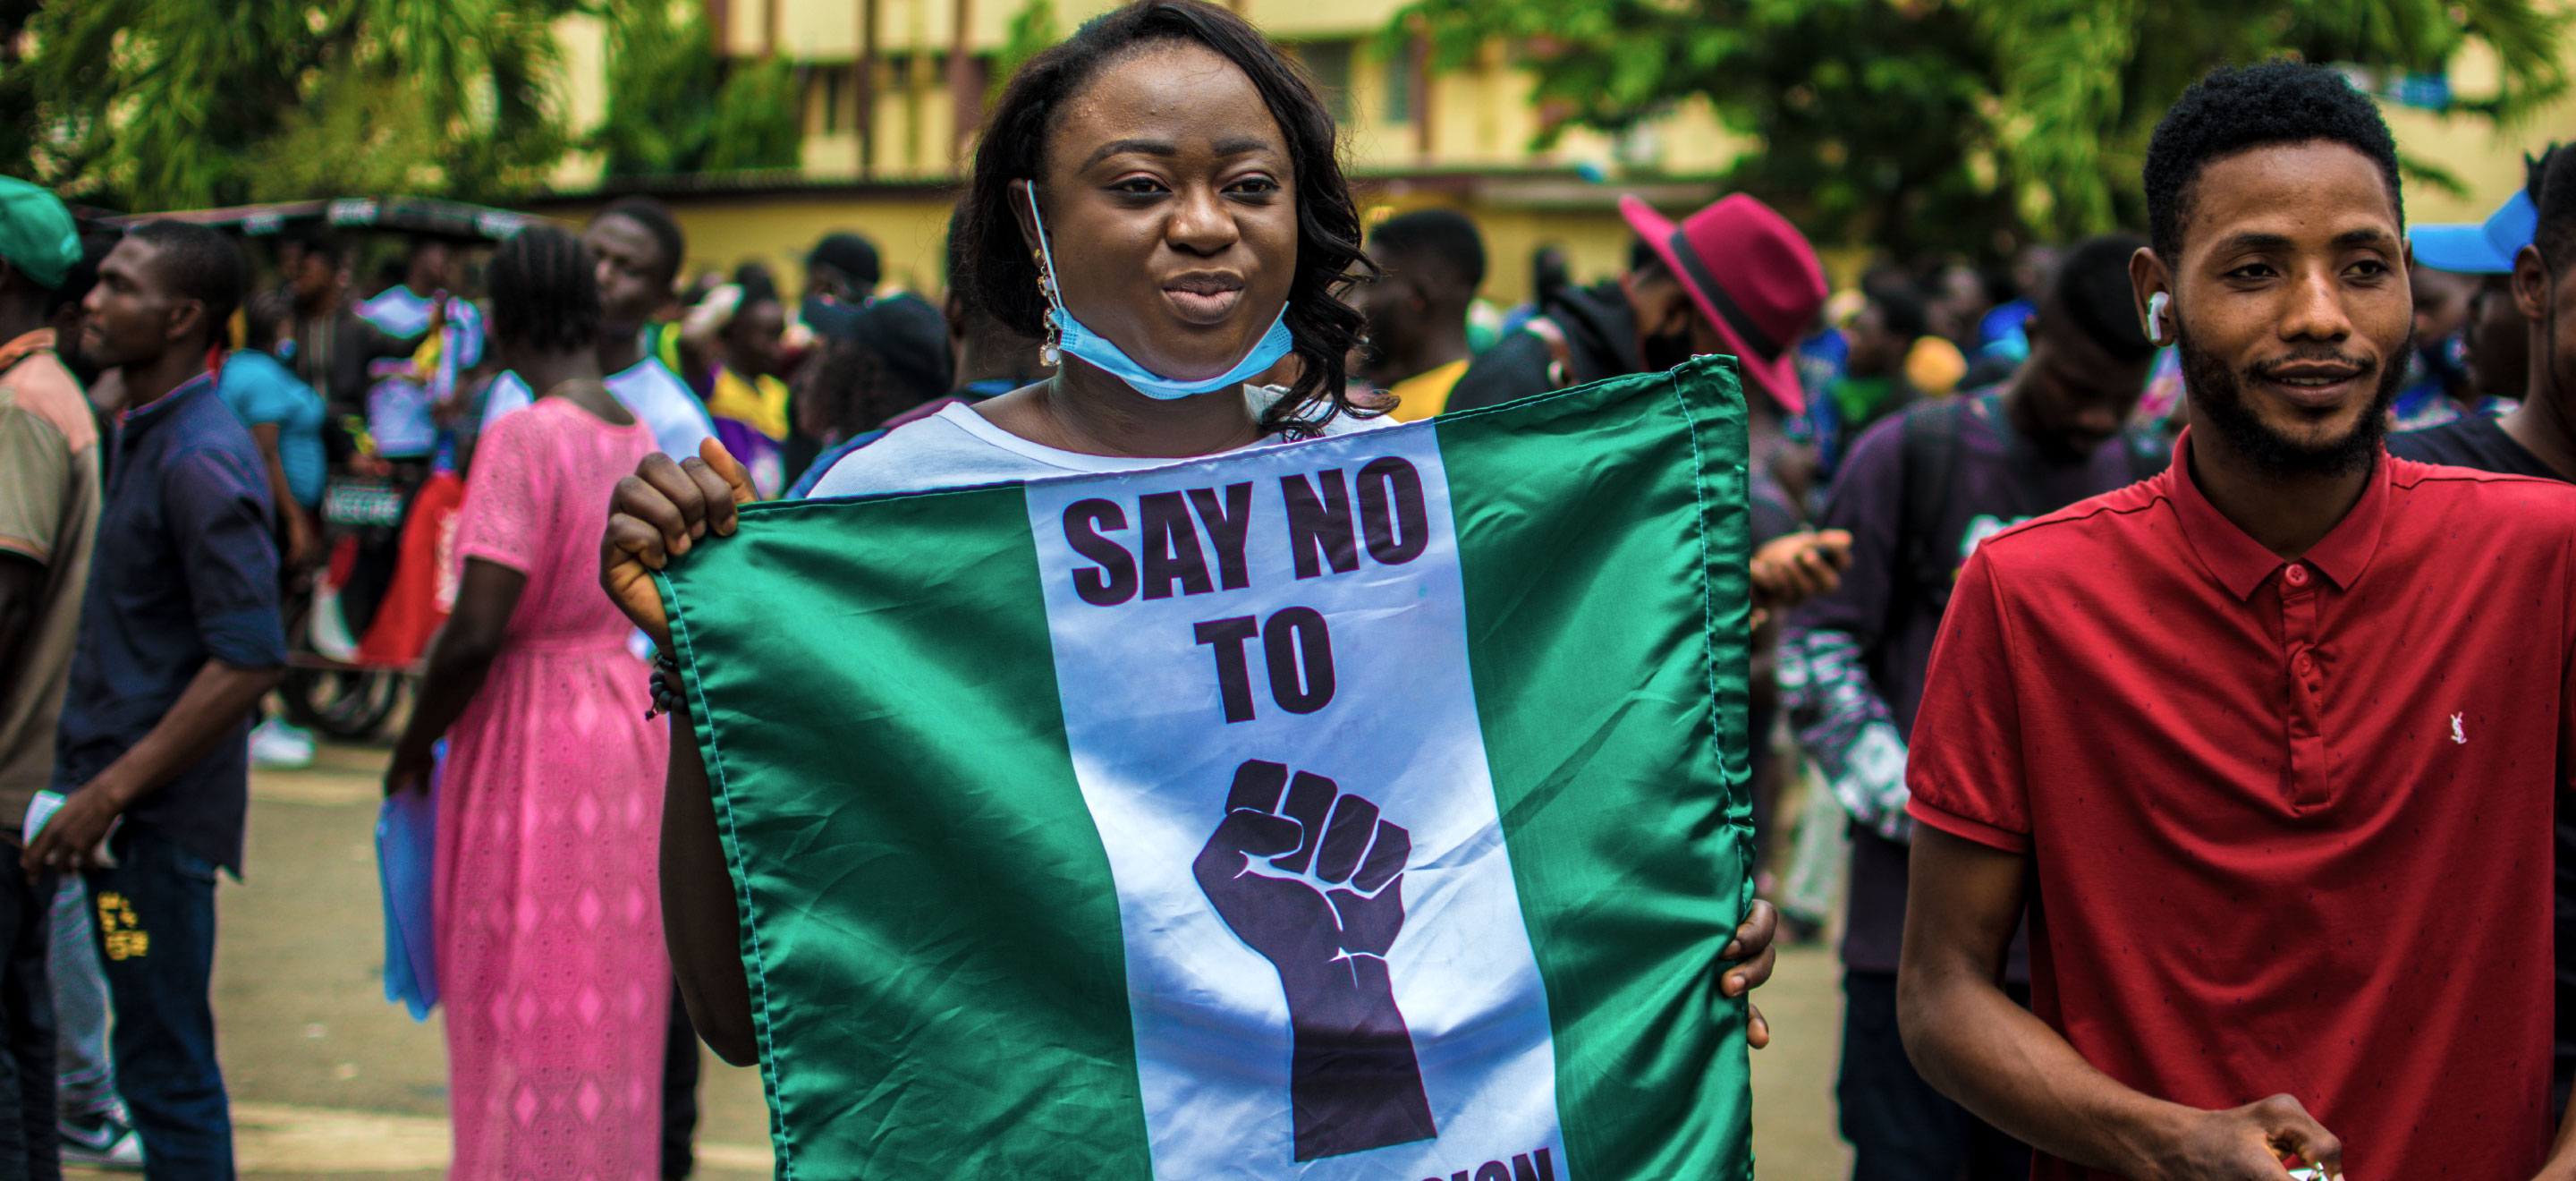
[589,2,801,177]
[704,56,804,173]
[1396,0,2567,257]
[996,0,1063,99]
[4,0,575,211]
[589,0,721,176]
[1983,0,2564,237]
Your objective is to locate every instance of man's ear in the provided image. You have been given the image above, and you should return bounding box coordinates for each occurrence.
[2130,246,2172,344]
[2512,243,2551,322]
[162,298,207,349]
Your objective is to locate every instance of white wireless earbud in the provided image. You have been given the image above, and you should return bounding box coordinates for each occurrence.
[2146,292,2172,343]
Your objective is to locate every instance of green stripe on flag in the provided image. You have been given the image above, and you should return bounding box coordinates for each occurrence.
[661,482,1155,1178]
[1436,354,1757,1179]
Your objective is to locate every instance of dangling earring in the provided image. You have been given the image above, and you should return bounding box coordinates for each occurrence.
[1034,249,1063,368]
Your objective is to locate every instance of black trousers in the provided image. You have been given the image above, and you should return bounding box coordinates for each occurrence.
[1839,970,2029,1181]
[662,982,699,1179]
[0,862,55,1181]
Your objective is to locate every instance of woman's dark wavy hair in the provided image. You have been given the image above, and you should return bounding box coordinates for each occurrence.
[955,0,1377,437]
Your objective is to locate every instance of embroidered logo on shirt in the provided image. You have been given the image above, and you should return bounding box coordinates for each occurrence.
[2450,713,2467,744]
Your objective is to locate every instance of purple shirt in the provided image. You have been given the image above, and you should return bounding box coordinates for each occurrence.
[1784,392,2160,973]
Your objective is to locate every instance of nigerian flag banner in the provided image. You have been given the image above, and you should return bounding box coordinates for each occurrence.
[659,353,1756,1180]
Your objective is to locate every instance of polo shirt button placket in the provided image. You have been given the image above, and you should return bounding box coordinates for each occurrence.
[2279,563,2328,811]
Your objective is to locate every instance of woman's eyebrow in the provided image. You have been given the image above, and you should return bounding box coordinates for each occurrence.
[1084,139,1178,169]
[1080,136,1281,170]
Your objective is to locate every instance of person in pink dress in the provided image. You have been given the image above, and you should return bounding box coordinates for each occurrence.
[386,225,670,1179]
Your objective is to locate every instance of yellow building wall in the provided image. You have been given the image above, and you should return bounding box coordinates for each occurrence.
[543,192,965,301]
[782,0,863,56]
[2382,35,2576,229]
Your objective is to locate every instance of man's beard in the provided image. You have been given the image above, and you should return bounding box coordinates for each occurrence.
[2178,324,2405,478]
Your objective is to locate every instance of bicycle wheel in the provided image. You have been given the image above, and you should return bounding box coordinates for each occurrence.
[280,666,403,740]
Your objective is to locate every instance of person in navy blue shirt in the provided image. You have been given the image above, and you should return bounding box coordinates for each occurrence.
[27,220,282,1180]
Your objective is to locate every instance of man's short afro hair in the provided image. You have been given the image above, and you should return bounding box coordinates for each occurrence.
[2143,61,2402,261]
[2533,143,2576,273]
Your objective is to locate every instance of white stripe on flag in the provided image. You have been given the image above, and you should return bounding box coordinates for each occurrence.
[1025,421,1566,1181]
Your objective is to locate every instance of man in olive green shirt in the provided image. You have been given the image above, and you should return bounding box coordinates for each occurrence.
[0,174,100,1173]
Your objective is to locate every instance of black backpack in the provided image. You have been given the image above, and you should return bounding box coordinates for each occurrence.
[1896,395,2165,616]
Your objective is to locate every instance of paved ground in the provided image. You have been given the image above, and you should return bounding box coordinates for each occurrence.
[72,739,1852,1179]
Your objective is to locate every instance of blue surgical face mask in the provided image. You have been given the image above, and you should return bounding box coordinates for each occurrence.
[1027,188,1293,400]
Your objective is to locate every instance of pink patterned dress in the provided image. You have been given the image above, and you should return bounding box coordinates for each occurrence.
[436,395,671,1179]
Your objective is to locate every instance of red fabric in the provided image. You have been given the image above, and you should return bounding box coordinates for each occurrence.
[1906,429,2576,1181]
[1617,192,1826,415]
[355,471,464,667]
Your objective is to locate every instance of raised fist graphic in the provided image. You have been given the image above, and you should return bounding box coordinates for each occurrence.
[1193,760,1437,1161]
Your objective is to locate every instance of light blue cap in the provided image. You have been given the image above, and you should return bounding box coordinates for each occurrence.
[2411,188,2537,275]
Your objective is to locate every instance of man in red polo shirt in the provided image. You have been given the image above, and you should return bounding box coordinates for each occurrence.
[1896,62,2576,1181]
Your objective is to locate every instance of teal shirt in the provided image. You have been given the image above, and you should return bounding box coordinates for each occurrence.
[216,349,327,509]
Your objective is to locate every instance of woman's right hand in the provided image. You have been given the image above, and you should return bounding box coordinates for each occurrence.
[602,438,757,652]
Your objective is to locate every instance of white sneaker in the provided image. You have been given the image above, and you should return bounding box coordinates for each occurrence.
[59,1110,143,1170]
[250,718,317,769]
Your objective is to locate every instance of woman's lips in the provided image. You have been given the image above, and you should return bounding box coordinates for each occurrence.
[1163,286,1243,325]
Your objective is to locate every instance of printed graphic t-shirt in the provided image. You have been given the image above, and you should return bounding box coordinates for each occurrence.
[805,393,1383,499]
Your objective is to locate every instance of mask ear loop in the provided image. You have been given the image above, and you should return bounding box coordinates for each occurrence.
[1019,181,1067,369]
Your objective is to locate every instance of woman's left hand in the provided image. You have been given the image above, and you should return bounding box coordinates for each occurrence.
[384,743,435,799]
[1719,898,1781,1049]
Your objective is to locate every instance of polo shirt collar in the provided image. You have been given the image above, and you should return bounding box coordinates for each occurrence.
[119,370,216,438]
[2165,426,2390,600]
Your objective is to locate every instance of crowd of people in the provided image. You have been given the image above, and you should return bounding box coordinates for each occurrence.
[0,1,2571,1177]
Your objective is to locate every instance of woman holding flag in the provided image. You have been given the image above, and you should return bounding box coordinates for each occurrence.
[598,0,1777,1089]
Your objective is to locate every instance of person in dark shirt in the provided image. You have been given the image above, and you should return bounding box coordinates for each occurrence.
[2394,145,2573,485]
[1352,208,1485,421]
[2391,141,2576,1114]
[31,221,283,1178]
[1783,234,2165,1181]
[282,234,378,430]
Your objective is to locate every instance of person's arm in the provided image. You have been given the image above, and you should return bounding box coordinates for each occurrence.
[0,402,70,675]
[2542,529,2576,1180]
[1900,828,2344,1179]
[0,557,38,680]
[383,559,526,796]
[660,702,758,1065]
[22,659,280,875]
[26,444,285,876]
[245,421,318,570]
[1781,421,1913,839]
[601,439,759,1059]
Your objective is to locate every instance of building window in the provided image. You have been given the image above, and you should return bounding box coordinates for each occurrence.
[1300,40,1355,123]
[1384,41,1423,124]
[823,66,846,133]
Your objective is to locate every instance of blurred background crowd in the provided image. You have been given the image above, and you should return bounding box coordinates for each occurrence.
[2,0,2573,1177]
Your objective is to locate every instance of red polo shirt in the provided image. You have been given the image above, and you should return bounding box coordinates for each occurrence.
[1908,430,2576,1181]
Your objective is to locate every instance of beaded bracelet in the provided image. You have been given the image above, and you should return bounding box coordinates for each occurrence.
[645,652,683,720]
